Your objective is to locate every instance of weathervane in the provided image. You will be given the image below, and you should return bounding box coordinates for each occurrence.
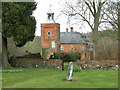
[50,4,52,11]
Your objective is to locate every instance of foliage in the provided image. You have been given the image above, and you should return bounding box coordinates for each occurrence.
[2,2,37,68]
[86,30,118,41]
[51,52,81,62]
[42,48,52,59]
[7,36,41,57]
[73,66,80,72]
[24,36,41,53]
[97,41,118,60]
[2,68,118,88]
[85,30,118,60]
[98,30,118,41]
[2,2,37,47]
[16,53,42,59]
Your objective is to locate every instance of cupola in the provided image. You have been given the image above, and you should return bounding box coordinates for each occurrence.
[46,5,55,23]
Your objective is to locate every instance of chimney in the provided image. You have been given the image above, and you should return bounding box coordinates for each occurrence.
[66,28,68,32]
[71,27,73,32]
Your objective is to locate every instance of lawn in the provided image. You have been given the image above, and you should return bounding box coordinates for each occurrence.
[2,63,118,88]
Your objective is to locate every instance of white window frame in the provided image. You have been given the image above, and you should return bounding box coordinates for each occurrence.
[81,46,84,51]
[61,47,64,50]
[52,41,55,48]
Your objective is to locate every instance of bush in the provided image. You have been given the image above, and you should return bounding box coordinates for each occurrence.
[63,62,80,72]
[16,53,42,59]
[97,41,118,60]
[73,66,80,72]
[51,52,81,62]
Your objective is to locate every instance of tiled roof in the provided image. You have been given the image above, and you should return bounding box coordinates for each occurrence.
[60,32,86,44]
[60,32,93,51]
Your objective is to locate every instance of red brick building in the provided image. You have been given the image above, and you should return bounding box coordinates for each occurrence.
[41,8,93,60]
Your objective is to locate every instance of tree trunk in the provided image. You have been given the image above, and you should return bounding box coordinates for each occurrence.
[93,24,99,60]
[2,36,11,69]
[118,2,120,40]
[93,11,100,60]
[118,2,120,61]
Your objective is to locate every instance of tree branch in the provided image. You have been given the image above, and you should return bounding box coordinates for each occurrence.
[93,0,96,14]
[85,1,94,17]
[77,13,93,31]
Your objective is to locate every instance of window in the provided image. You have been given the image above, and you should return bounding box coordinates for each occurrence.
[52,41,55,48]
[47,31,51,36]
[81,47,84,51]
[70,47,74,50]
[61,47,64,50]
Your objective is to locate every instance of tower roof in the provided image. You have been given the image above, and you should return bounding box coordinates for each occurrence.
[46,5,55,23]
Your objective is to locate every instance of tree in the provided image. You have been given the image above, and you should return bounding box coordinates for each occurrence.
[101,1,120,61]
[97,39,118,60]
[61,0,112,60]
[101,1,119,31]
[118,2,120,61]
[2,2,37,68]
[0,2,1,32]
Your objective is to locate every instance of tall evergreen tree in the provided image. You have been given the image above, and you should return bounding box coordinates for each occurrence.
[2,2,37,68]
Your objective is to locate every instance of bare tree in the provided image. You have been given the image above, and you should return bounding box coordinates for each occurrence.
[97,40,118,60]
[61,0,115,60]
[101,1,119,31]
[101,1,120,61]
[118,2,120,61]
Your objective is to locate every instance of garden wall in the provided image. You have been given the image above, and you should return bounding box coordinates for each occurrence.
[77,60,119,70]
[11,58,63,71]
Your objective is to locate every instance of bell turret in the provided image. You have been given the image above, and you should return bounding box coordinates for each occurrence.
[46,5,55,23]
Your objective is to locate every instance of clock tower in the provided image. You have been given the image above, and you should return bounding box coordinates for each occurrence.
[41,5,60,56]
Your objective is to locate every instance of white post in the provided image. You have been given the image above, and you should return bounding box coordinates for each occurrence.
[68,62,73,81]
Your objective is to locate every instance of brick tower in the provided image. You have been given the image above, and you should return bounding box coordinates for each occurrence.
[41,6,60,56]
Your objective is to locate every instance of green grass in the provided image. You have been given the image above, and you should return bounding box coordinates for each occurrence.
[2,63,118,88]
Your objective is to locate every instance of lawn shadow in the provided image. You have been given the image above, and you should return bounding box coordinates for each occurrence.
[62,78,77,82]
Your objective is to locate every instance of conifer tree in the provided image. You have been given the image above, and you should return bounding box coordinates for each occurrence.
[2,2,37,68]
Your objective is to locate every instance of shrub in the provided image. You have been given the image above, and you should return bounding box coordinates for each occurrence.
[42,48,49,59]
[73,66,80,72]
[97,41,118,60]
[16,53,42,59]
[52,52,81,62]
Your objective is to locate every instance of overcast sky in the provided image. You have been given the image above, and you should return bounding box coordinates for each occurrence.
[33,0,92,36]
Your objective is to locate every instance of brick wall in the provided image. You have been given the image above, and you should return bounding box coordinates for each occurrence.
[41,23,60,55]
[11,58,63,71]
[77,60,119,65]
[60,44,86,59]
[77,60,119,70]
